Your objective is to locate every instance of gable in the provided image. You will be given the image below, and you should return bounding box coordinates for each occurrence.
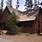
[1,6,39,22]
[1,6,11,22]
[3,6,11,14]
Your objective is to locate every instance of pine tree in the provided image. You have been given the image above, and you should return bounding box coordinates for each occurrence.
[25,0,33,10]
[7,11,19,35]
[0,0,3,15]
[1,0,3,9]
[40,2,42,6]
[34,0,37,6]
[7,0,12,7]
[38,0,40,5]
[16,0,19,9]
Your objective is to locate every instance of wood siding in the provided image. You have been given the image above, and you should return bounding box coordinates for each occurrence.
[35,8,42,33]
[18,21,35,33]
[0,7,10,30]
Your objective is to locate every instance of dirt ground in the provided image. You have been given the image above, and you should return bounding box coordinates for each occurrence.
[0,33,42,42]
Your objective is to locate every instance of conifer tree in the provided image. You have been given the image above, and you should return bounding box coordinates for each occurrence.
[0,0,3,15]
[7,0,12,7]
[7,11,19,35]
[1,0,3,9]
[16,0,19,9]
[25,0,33,10]
[34,0,37,6]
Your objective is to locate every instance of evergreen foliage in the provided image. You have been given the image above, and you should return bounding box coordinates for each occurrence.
[7,0,12,7]
[16,0,19,9]
[25,0,33,10]
[34,0,37,6]
[40,2,42,6]
[7,11,19,35]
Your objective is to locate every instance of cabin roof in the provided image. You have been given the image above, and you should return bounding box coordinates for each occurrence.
[16,10,39,21]
[1,6,39,22]
[4,6,14,14]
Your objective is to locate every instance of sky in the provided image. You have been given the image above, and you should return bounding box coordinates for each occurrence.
[0,0,42,11]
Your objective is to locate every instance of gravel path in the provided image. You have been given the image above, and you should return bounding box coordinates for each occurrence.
[0,34,42,42]
[0,38,13,42]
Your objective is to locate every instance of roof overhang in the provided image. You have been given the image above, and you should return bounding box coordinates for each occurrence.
[18,16,36,21]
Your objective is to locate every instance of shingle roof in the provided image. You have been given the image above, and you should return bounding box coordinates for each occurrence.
[2,6,39,22]
[15,9,39,21]
[14,7,39,21]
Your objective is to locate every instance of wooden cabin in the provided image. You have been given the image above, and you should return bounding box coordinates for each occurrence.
[0,6,42,34]
[0,6,14,30]
[35,7,42,34]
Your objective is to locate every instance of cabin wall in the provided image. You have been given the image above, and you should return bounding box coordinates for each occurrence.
[3,8,10,22]
[0,8,10,30]
[35,8,42,33]
[18,21,35,33]
[39,13,42,32]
